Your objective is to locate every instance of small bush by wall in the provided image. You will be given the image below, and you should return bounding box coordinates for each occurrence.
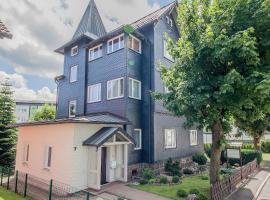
[172,176,180,183]
[159,176,168,184]
[177,189,188,198]
[164,158,181,176]
[262,139,270,153]
[142,168,155,180]
[192,153,207,165]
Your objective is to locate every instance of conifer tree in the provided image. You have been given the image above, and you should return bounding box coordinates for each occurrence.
[0,80,17,167]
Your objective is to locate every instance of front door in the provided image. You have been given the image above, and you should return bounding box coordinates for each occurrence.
[100,147,107,185]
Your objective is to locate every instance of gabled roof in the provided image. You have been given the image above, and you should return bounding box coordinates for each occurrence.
[0,20,12,39]
[83,127,134,147]
[73,0,106,40]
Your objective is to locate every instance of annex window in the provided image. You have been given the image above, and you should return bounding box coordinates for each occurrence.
[134,129,142,150]
[164,129,176,149]
[69,100,76,117]
[128,35,141,53]
[107,78,124,100]
[164,39,174,62]
[129,78,141,100]
[166,16,173,27]
[107,34,124,54]
[70,65,78,83]
[44,146,52,168]
[23,144,29,162]
[190,130,198,146]
[71,46,78,56]
[89,44,103,61]
[88,83,101,103]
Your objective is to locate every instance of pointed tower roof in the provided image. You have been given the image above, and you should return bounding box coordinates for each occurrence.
[72,0,106,40]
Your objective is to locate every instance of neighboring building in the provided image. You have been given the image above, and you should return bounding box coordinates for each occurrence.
[15,0,203,191]
[15,100,56,123]
[0,19,12,39]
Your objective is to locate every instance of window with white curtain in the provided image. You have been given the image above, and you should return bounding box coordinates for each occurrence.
[88,83,101,103]
[70,65,78,83]
[107,34,124,54]
[89,44,103,61]
[107,78,124,99]
[163,39,174,61]
[164,129,176,149]
[134,129,142,150]
[190,130,198,146]
[129,78,141,100]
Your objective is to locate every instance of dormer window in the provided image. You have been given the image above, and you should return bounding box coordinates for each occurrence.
[71,46,78,56]
[166,16,173,27]
[128,35,141,53]
[89,44,103,61]
[107,34,124,54]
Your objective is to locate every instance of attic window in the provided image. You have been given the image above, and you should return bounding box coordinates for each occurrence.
[166,16,173,27]
[71,46,78,56]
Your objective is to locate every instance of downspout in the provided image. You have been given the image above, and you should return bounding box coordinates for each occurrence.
[84,43,89,116]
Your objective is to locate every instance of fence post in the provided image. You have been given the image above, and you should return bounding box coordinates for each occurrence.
[15,170,18,193]
[49,179,53,200]
[7,167,10,190]
[24,174,28,197]
[86,192,90,200]
[0,167,3,186]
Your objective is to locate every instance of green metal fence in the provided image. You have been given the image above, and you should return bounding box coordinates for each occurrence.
[0,166,107,200]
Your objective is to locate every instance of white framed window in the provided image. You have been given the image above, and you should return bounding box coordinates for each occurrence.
[71,46,78,56]
[166,16,173,27]
[107,78,124,100]
[22,143,29,163]
[164,85,170,93]
[190,130,198,146]
[89,44,103,61]
[107,34,124,54]
[69,100,76,117]
[164,129,176,149]
[164,39,174,62]
[129,78,141,100]
[88,83,101,103]
[44,146,52,168]
[134,129,142,150]
[70,65,78,83]
[128,35,141,53]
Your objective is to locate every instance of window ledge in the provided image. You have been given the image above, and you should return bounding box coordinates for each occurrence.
[88,56,103,62]
[134,148,142,151]
[107,96,124,101]
[165,146,177,150]
[88,100,101,104]
[128,96,141,100]
[107,47,124,55]
[128,48,141,54]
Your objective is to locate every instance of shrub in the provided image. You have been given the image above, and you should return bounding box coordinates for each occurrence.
[183,168,194,175]
[177,189,188,198]
[197,193,208,200]
[189,188,200,195]
[200,175,209,180]
[262,139,270,153]
[172,176,180,183]
[159,176,168,184]
[139,179,148,185]
[192,153,207,165]
[164,158,181,176]
[148,178,156,184]
[242,143,254,150]
[142,168,155,180]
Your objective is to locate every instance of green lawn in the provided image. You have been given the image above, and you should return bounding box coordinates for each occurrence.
[0,187,27,200]
[261,153,270,168]
[129,174,210,200]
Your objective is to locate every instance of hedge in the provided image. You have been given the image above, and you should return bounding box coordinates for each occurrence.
[262,139,270,153]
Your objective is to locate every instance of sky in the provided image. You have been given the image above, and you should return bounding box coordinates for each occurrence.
[0,0,172,101]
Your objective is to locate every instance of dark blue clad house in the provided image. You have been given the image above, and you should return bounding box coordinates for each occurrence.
[55,0,203,175]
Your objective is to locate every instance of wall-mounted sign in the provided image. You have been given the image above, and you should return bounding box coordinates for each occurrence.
[227,148,241,159]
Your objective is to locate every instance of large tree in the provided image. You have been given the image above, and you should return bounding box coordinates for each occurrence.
[32,104,56,121]
[155,0,270,184]
[0,81,17,167]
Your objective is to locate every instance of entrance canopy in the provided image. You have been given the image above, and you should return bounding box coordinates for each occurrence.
[82,127,134,147]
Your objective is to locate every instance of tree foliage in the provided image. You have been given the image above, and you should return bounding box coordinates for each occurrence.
[0,80,17,167]
[32,104,56,121]
[154,0,270,184]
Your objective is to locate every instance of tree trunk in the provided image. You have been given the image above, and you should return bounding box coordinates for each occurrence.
[210,121,224,184]
[254,136,261,150]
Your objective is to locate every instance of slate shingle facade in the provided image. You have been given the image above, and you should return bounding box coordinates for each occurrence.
[55,0,204,165]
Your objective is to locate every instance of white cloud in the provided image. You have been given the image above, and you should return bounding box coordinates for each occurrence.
[0,71,56,101]
[0,0,160,79]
